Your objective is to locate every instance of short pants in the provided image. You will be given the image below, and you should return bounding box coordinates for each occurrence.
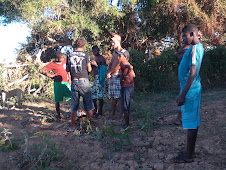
[71,79,94,112]
[54,82,71,102]
[92,75,106,99]
[181,87,201,129]
[108,73,121,99]
[121,86,134,114]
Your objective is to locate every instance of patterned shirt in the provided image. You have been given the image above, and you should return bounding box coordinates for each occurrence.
[66,50,91,79]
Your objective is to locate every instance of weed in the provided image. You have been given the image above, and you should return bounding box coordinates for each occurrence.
[19,131,64,169]
[110,127,133,151]
[66,160,80,170]
[0,128,20,151]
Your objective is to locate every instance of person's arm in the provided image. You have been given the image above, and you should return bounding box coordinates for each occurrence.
[176,46,198,106]
[40,67,56,78]
[67,72,71,85]
[87,62,92,72]
[176,65,197,106]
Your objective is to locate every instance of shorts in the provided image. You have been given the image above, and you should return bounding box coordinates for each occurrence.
[121,86,134,114]
[71,79,94,112]
[92,75,106,99]
[108,73,121,99]
[54,82,71,102]
[181,87,201,129]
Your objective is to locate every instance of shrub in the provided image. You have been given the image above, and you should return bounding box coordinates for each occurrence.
[130,49,179,92]
[130,46,226,92]
[200,45,226,88]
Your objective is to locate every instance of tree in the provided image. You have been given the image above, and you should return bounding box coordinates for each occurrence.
[0,0,124,62]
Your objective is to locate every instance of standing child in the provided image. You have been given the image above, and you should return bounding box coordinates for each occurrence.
[40,51,71,122]
[116,50,135,128]
[106,34,130,118]
[66,38,94,132]
[174,44,191,125]
[173,24,204,163]
[91,45,107,116]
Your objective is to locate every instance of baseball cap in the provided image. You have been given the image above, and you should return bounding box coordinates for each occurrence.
[111,34,121,42]
[115,49,130,59]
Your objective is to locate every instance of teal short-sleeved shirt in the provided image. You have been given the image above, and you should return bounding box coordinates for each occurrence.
[178,44,204,90]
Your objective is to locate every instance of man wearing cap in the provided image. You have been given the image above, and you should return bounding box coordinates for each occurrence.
[106,34,130,117]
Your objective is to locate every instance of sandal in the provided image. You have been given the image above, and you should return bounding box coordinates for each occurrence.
[172,154,194,163]
[67,127,75,132]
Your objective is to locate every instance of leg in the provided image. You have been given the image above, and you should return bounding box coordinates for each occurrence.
[119,98,123,117]
[71,111,77,129]
[93,99,97,114]
[186,128,198,157]
[175,110,182,125]
[55,102,60,117]
[98,99,104,115]
[124,113,130,127]
[111,98,117,116]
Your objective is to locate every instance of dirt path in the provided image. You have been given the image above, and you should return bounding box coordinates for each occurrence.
[0,89,225,170]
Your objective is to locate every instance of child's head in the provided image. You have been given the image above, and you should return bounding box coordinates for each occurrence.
[111,34,121,49]
[116,50,130,62]
[73,38,86,49]
[92,45,100,56]
[55,51,64,62]
[182,24,200,45]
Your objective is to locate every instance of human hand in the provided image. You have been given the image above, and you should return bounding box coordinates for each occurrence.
[176,93,185,106]
[91,60,98,67]
[106,73,111,79]
[50,74,57,78]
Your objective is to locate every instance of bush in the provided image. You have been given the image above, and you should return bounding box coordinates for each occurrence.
[200,45,226,88]
[130,49,179,92]
[129,45,226,92]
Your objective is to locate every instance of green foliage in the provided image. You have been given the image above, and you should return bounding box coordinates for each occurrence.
[93,125,132,151]
[200,46,226,88]
[130,46,226,92]
[110,127,132,151]
[130,49,179,92]
[0,128,20,151]
[20,131,64,169]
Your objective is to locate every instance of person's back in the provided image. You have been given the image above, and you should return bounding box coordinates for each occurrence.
[67,50,90,80]
[40,51,71,122]
[66,38,94,132]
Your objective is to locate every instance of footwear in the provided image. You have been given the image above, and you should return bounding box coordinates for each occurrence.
[56,115,61,122]
[67,127,75,132]
[178,151,196,158]
[172,154,194,163]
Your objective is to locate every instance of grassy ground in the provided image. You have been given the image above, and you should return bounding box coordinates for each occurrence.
[0,88,225,169]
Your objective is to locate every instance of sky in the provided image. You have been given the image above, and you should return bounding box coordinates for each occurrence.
[0,22,31,64]
[0,0,117,64]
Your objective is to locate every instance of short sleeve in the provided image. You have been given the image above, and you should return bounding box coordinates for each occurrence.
[43,63,53,72]
[85,53,91,64]
[189,45,198,66]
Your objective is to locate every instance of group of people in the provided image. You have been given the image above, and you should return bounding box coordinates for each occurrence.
[40,24,204,164]
[40,34,135,131]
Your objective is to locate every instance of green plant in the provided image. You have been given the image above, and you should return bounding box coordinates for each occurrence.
[66,160,80,170]
[110,127,133,151]
[130,49,179,92]
[20,131,64,169]
[0,128,20,151]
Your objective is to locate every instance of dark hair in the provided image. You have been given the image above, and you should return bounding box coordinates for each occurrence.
[92,45,100,50]
[55,51,64,58]
[182,24,198,34]
[73,38,86,48]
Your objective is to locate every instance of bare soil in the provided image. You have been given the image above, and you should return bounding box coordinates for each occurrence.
[0,89,225,170]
